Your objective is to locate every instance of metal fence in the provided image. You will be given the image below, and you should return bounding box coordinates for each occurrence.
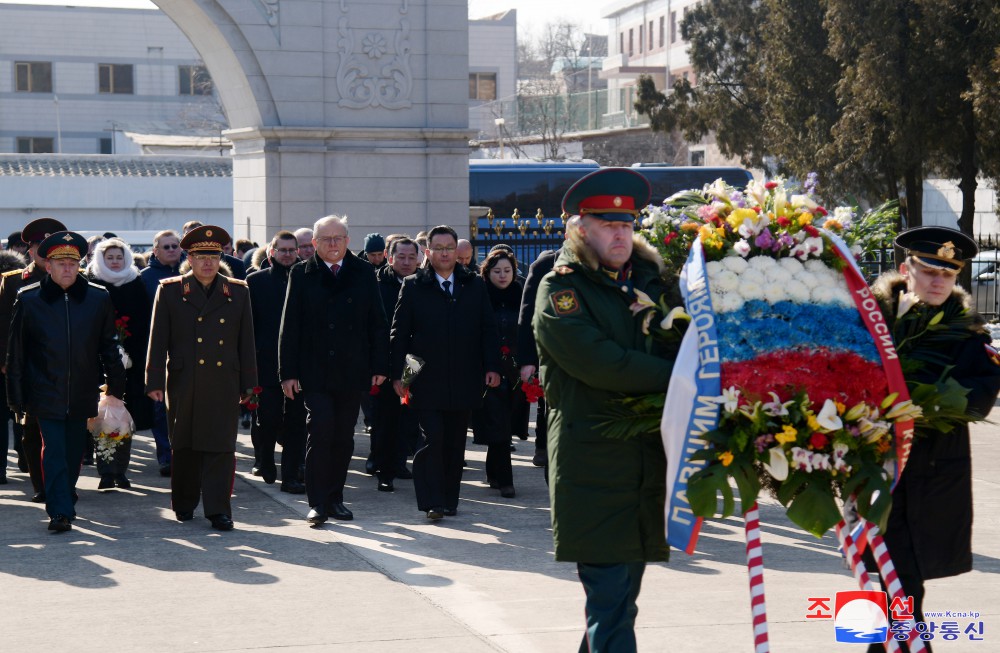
[469,209,565,269]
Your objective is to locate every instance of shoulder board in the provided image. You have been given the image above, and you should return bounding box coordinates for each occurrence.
[2,268,25,278]
[160,277,183,285]
[554,265,574,276]
[228,278,248,287]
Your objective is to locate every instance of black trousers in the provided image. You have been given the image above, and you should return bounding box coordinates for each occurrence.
[251,386,306,482]
[413,409,468,512]
[22,416,44,493]
[303,389,361,509]
[535,396,548,451]
[485,443,513,487]
[170,448,235,518]
[371,388,412,482]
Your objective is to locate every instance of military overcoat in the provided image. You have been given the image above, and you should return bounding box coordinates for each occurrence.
[533,233,677,564]
[146,272,257,452]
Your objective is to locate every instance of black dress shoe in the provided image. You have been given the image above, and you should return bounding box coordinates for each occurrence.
[306,507,326,524]
[261,469,277,485]
[32,491,45,503]
[500,486,516,498]
[487,476,499,489]
[48,515,72,532]
[209,514,234,531]
[0,475,7,485]
[159,464,172,477]
[364,459,376,476]
[517,432,528,441]
[443,507,457,516]
[280,480,306,494]
[377,480,394,492]
[426,508,444,520]
[329,502,353,521]
[98,475,115,490]
[175,511,194,522]
[394,466,413,479]
[250,466,262,477]
[115,475,131,489]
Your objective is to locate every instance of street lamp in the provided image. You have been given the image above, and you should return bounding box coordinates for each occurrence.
[494,117,505,159]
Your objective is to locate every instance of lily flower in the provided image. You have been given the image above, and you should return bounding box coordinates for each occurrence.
[843,402,870,421]
[816,399,843,432]
[790,194,819,210]
[762,391,793,417]
[629,288,657,315]
[885,400,923,421]
[714,386,740,413]
[763,446,789,481]
[659,306,691,331]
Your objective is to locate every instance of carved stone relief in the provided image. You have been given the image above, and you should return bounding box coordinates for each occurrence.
[336,0,413,110]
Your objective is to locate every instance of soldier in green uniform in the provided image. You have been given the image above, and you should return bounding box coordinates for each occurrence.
[0,217,66,502]
[146,225,257,531]
[533,169,678,653]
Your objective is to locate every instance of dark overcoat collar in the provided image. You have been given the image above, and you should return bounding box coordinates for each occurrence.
[39,272,90,303]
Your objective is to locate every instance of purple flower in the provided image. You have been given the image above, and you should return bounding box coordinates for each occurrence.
[754,228,774,249]
[729,191,746,208]
[776,233,795,250]
[754,433,776,453]
[805,172,819,194]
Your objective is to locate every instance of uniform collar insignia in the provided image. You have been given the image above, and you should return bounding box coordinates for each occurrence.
[222,281,231,297]
[183,281,191,295]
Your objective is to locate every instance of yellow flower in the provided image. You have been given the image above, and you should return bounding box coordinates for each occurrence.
[775,424,797,445]
[698,224,715,241]
[718,451,734,467]
[726,207,758,232]
[681,221,701,233]
[875,439,891,455]
[806,413,821,431]
[797,212,814,226]
[823,218,843,231]
[834,401,846,415]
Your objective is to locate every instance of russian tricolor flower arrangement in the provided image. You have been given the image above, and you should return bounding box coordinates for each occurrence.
[638,177,958,652]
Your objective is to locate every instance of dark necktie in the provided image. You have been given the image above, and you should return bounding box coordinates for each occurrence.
[332,263,340,276]
[442,279,452,295]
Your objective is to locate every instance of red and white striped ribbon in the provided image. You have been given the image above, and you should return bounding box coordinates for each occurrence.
[744,502,770,653]
[862,522,927,653]
[836,521,903,653]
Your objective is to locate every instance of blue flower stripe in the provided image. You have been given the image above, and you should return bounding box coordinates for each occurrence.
[715,300,879,363]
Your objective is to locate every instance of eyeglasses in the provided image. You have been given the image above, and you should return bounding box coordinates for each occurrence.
[274,248,298,255]
[315,236,347,245]
[190,253,221,262]
[430,246,457,254]
[159,244,180,250]
[297,244,313,250]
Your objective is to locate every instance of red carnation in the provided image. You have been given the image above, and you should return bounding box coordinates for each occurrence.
[764,181,779,190]
[500,345,511,357]
[252,386,263,395]
[753,206,762,213]
[809,433,829,450]
[245,402,259,411]
[663,232,678,245]
[815,206,828,216]
[777,217,791,227]
[369,384,381,396]
[803,225,820,238]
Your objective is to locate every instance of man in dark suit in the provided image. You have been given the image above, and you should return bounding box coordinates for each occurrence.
[146,226,257,531]
[390,225,501,520]
[371,237,420,491]
[246,231,305,494]
[0,217,66,502]
[279,216,389,524]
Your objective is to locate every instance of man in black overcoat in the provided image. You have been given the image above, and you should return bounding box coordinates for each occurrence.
[247,230,305,494]
[370,237,420,491]
[279,216,389,524]
[389,225,501,520]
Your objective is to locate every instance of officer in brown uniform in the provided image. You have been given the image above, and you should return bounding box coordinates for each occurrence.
[146,225,257,531]
[0,217,66,502]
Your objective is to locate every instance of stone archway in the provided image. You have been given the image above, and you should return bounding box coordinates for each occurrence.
[149,0,471,243]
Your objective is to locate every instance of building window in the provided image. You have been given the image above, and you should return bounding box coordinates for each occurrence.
[15,62,53,93]
[628,29,634,56]
[639,25,644,53]
[99,138,113,154]
[620,32,624,55]
[670,11,677,44]
[469,72,497,101]
[17,137,54,154]
[649,21,655,49]
[660,17,665,47]
[99,63,134,94]
[691,150,705,167]
[179,65,213,96]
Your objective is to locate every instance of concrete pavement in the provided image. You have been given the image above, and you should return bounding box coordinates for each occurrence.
[2,417,998,652]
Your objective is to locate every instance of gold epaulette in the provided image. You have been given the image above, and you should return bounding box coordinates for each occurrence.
[2,269,24,278]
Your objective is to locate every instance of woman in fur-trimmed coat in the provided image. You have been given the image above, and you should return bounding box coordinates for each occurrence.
[867,259,1000,645]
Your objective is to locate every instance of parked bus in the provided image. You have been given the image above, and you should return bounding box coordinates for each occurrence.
[468,160,754,264]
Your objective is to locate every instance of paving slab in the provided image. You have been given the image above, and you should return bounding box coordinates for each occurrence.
[2,415,998,652]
